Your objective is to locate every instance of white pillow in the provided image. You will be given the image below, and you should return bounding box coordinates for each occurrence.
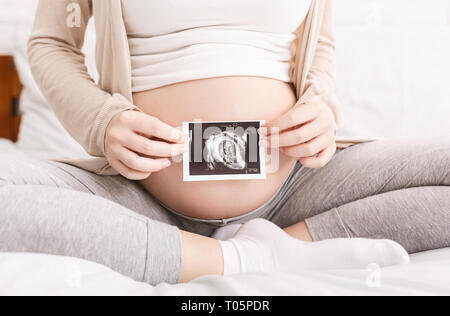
[334,0,450,139]
[335,26,450,139]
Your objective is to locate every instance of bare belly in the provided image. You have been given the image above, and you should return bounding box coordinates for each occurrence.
[135,77,297,220]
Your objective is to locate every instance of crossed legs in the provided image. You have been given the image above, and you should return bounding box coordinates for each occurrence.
[278,139,450,253]
[0,138,449,284]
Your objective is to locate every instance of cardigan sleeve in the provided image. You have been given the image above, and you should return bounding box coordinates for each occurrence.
[298,0,343,127]
[28,0,137,157]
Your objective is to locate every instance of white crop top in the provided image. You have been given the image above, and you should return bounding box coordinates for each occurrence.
[121,0,312,92]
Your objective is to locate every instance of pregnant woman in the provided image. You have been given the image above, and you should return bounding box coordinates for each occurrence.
[0,0,449,285]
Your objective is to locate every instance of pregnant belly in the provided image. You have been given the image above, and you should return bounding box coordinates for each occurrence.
[135,77,297,220]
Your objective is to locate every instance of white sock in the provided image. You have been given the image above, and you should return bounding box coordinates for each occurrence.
[211,224,243,241]
[219,219,410,275]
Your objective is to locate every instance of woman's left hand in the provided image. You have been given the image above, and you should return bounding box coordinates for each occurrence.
[260,100,337,169]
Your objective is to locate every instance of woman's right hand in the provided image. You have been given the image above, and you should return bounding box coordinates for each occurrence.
[105,110,189,180]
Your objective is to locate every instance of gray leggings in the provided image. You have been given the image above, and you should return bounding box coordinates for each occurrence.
[0,139,449,285]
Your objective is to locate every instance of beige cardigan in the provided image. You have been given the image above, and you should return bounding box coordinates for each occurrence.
[28,0,347,176]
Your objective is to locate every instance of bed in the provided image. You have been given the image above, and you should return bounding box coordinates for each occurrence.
[0,249,449,296]
[1,0,450,296]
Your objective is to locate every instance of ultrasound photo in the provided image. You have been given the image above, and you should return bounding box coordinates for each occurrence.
[183,121,266,182]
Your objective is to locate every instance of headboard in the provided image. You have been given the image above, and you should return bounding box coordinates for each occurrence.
[0,56,22,141]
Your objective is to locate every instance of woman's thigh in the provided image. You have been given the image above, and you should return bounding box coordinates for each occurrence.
[0,151,179,224]
[268,138,450,228]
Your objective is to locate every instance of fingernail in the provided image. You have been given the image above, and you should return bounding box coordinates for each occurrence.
[171,130,183,140]
[181,135,190,143]
[259,139,268,148]
[163,160,171,167]
[177,143,189,154]
[258,128,268,136]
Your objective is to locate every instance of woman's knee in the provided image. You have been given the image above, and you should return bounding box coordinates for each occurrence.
[0,153,61,188]
[384,138,450,181]
[327,138,450,192]
[345,138,448,175]
[347,138,448,159]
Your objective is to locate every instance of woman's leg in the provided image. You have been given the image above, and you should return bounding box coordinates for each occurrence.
[269,138,450,253]
[1,184,173,284]
[0,152,408,282]
[0,150,179,222]
[0,152,224,284]
[289,186,450,253]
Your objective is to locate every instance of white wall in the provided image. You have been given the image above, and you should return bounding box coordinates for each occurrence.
[0,0,36,54]
[0,0,35,23]
[333,1,450,138]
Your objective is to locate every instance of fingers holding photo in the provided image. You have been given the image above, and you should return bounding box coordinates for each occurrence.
[263,114,333,148]
[260,102,320,136]
[259,100,337,168]
[123,110,188,144]
[298,142,337,169]
[124,131,188,158]
[107,158,153,181]
[105,110,189,180]
[281,129,336,159]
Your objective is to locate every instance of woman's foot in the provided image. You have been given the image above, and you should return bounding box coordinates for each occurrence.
[219,218,410,275]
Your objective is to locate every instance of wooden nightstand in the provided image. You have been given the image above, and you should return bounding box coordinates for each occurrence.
[0,56,22,142]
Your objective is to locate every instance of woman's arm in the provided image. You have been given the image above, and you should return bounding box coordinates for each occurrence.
[261,0,340,168]
[29,0,189,179]
[28,0,136,158]
[299,0,342,126]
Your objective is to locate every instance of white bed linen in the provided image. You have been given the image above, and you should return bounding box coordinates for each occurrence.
[0,249,449,296]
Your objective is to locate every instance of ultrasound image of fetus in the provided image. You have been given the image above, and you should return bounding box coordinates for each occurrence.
[204,131,247,171]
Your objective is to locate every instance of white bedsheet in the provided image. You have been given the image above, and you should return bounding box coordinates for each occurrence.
[0,249,449,296]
